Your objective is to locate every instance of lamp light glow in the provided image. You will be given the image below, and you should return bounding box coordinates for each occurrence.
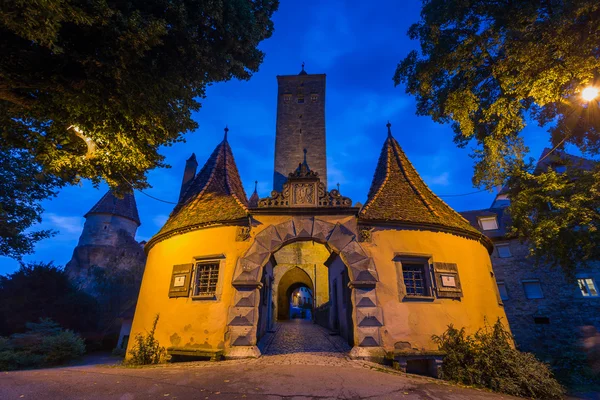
[582,86,599,101]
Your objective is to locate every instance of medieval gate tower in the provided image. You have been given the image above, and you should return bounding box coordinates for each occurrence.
[273,65,327,191]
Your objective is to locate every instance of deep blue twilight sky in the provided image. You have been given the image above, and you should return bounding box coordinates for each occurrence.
[0,1,562,274]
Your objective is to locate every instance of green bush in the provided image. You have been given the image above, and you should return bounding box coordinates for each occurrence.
[433,319,565,399]
[0,319,85,371]
[127,314,165,365]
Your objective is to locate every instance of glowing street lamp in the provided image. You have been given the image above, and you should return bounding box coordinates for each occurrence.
[581,86,599,102]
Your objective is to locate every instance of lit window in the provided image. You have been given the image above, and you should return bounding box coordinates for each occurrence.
[497,281,509,300]
[311,94,318,102]
[522,280,543,299]
[193,262,219,297]
[297,96,304,104]
[479,216,499,231]
[496,243,512,258]
[578,278,599,297]
[402,263,429,296]
[283,94,291,103]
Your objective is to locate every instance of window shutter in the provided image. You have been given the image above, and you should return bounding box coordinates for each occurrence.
[432,262,463,298]
[169,264,193,298]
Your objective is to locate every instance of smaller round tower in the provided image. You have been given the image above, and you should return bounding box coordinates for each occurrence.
[77,191,141,247]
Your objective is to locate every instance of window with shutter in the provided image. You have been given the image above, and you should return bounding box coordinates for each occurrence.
[433,262,463,298]
[168,264,193,298]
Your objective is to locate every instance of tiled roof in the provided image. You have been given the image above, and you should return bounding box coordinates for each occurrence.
[360,123,480,236]
[85,191,140,225]
[153,133,249,241]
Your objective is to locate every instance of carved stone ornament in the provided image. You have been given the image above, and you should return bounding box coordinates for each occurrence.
[258,154,352,208]
[236,226,251,242]
[358,227,373,243]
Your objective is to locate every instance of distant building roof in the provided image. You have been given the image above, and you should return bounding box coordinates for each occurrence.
[149,131,249,246]
[85,191,140,225]
[360,123,481,237]
[460,208,512,240]
[534,147,596,174]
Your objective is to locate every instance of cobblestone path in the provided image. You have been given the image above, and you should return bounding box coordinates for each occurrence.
[257,319,354,366]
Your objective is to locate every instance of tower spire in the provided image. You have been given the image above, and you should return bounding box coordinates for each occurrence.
[299,61,307,75]
[386,121,392,137]
[224,125,229,141]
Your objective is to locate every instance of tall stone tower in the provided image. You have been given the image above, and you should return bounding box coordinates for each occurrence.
[273,65,327,191]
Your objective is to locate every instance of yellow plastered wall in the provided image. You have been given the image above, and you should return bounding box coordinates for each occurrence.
[127,226,249,357]
[364,227,509,351]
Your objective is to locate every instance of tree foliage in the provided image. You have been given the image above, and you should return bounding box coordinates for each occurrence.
[508,160,600,270]
[0,318,86,371]
[395,0,600,271]
[0,262,99,336]
[433,319,565,399]
[0,149,60,258]
[0,0,278,257]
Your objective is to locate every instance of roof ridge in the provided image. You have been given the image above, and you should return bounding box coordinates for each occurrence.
[389,137,439,218]
[222,140,249,212]
[361,137,392,215]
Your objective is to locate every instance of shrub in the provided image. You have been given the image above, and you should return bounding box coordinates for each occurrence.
[127,314,165,365]
[433,319,565,399]
[0,319,85,371]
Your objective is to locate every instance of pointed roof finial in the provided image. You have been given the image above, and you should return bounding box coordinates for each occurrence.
[299,61,307,75]
[303,148,308,163]
[254,180,258,193]
[337,183,340,192]
[386,121,392,137]
[224,125,229,141]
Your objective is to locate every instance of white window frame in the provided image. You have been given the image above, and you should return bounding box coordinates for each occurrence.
[577,278,599,297]
[479,216,499,231]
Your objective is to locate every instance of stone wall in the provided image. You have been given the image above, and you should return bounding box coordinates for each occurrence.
[491,239,600,360]
[272,241,330,320]
[274,74,327,191]
[77,214,139,247]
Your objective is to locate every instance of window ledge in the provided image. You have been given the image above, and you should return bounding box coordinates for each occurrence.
[191,294,217,301]
[402,295,435,302]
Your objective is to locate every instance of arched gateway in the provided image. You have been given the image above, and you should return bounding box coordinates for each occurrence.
[129,68,508,372]
[225,217,385,359]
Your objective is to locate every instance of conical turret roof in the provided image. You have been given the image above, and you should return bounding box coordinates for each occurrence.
[360,123,480,236]
[248,181,260,208]
[152,129,249,244]
[85,191,140,225]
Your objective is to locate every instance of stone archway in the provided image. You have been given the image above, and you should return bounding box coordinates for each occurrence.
[225,217,384,359]
[277,267,314,320]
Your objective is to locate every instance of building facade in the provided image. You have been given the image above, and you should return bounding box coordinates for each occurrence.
[461,150,600,364]
[128,68,508,372]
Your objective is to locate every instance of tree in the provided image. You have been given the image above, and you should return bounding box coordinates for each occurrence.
[0,262,99,336]
[0,0,278,257]
[395,0,600,272]
[0,149,60,258]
